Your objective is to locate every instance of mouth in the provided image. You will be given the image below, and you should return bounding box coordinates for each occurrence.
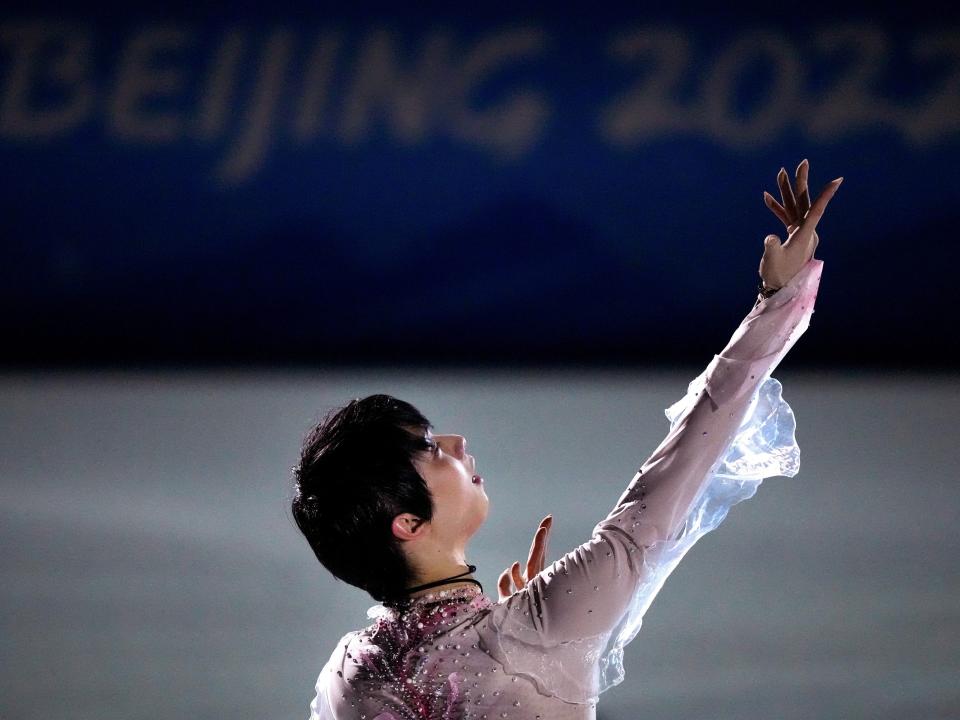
[469,456,483,484]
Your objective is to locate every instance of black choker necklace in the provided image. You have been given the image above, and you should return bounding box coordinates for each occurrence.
[402,564,482,596]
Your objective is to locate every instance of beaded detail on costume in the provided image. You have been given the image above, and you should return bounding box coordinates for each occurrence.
[348,586,494,720]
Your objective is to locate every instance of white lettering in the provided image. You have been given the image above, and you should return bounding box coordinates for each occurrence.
[447,27,550,158]
[292,29,342,142]
[215,28,294,184]
[599,27,695,146]
[807,24,895,142]
[109,24,193,142]
[195,28,247,141]
[700,30,800,147]
[338,26,453,144]
[0,21,94,139]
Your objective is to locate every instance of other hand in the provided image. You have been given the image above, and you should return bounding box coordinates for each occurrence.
[498,515,552,601]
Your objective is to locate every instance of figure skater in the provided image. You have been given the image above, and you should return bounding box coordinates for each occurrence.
[291,161,843,719]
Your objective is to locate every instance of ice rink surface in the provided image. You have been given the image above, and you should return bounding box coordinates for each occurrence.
[1,368,958,720]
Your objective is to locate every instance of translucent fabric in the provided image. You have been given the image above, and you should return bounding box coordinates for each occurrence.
[595,372,801,693]
[478,376,805,705]
[307,257,824,718]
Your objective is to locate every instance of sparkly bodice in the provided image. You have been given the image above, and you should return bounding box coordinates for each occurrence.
[359,587,495,718]
[316,585,589,720]
[308,259,825,720]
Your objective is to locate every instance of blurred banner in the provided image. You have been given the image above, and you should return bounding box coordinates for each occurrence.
[1,3,956,366]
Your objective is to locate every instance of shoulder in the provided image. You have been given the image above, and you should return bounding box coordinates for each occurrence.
[315,629,364,686]
[310,630,369,717]
[318,624,388,687]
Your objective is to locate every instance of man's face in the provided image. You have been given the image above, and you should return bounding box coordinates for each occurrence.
[411,430,489,543]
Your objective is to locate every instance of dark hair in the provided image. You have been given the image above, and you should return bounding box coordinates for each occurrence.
[291,393,434,604]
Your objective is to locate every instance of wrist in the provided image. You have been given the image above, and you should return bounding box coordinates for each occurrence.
[757,279,780,299]
[753,279,780,310]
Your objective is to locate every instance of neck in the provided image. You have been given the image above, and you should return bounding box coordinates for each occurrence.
[406,562,478,599]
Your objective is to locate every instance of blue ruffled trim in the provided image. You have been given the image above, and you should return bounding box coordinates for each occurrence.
[596,372,801,694]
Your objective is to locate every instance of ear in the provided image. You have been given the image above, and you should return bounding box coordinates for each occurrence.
[392,513,428,541]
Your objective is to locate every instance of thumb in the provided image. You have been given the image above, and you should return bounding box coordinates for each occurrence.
[764,234,781,248]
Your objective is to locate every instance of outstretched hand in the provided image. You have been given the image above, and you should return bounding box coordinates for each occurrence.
[498,515,552,601]
[760,159,843,289]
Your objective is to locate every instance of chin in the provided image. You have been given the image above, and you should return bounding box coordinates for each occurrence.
[467,505,489,536]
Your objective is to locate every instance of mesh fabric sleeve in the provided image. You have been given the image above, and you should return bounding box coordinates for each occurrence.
[476,257,824,704]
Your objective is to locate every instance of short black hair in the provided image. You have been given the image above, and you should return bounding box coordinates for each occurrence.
[291,393,434,604]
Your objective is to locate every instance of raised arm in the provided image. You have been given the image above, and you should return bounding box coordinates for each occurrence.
[480,257,819,628]
[599,254,823,553]
[478,168,841,703]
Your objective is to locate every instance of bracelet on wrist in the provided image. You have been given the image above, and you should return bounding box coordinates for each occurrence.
[757,279,780,299]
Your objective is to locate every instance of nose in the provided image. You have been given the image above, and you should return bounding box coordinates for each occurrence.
[438,434,468,460]
[441,435,466,459]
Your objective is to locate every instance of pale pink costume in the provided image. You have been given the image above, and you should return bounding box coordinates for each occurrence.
[309,258,824,720]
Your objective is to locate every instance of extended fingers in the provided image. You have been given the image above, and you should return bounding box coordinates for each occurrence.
[796,159,811,217]
[498,563,524,599]
[510,561,524,589]
[804,177,843,231]
[763,191,791,228]
[501,515,554,600]
[526,516,552,579]
[777,167,800,221]
[525,529,545,580]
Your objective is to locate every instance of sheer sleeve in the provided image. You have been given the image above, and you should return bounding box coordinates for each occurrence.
[476,258,824,704]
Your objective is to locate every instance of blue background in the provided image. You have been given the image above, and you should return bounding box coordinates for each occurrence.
[1,2,956,368]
